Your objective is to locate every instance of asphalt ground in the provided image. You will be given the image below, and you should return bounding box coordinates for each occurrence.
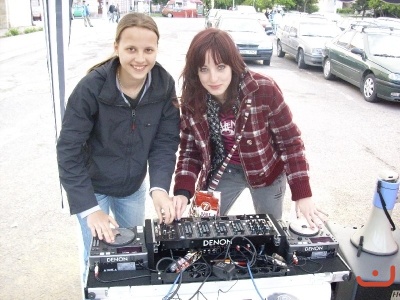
[0,16,399,300]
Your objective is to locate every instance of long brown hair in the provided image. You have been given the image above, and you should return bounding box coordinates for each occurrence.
[87,13,160,73]
[180,28,246,119]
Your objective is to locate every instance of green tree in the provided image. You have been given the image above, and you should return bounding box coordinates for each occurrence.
[353,0,370,17]
[296,0,319,13]
[203,0,211,10]
[368,0,400,17]
[240,0,274,12]
[211,0,340,13]
[213,0,236,9]
[211,0,296,11]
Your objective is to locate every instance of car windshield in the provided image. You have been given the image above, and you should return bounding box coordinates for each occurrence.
[299,23,341,38]
[209,10,218,17]
[219,18,262,33]
[368,34,400,57]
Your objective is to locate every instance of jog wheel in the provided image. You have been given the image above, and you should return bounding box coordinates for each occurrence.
[102,228,135,246]
[289,217,319,237]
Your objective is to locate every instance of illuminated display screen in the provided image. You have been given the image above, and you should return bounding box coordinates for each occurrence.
[117,246,141,254]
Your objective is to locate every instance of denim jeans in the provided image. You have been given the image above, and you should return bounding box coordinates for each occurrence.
[214,164,286,220]
[77,180,148,281]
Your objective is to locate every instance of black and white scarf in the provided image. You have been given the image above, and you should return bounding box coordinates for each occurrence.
[206,94,240,180]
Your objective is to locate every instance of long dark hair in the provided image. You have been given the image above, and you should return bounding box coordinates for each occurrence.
[180,28,246,119]
[87,13,160,73]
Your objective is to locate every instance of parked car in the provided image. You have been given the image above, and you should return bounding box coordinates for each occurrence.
[235,5,257,14]
[162,6,198,18]
[311,12,342,24]
[161,0,201,18]
[215,14,273,66]
[276,15,341,68]
[376,17,400,29]
[72,4,83,18]
[32,7,42,21]
[336,17,376,31]
[248,12,274,35]
[210,9,235,26]
[204,8,220,28]
[322,24,400,103]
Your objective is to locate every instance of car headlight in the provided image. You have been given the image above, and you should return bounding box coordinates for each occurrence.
[388,73,400,82]
[311,48,323,56]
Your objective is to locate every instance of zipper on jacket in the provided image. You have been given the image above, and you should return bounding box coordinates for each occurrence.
[131,109,136,130]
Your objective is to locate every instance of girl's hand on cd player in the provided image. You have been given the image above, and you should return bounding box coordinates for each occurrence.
[295,197,328,229]
[87,210,119,244]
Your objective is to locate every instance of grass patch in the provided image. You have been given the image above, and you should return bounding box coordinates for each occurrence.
[2,26,43,38]
[24,27,43,34]
[5,28,20,36]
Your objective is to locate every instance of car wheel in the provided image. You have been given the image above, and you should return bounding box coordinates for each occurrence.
[263,59,271,66]
[297,49,306,69]
[167,13,173,18]
[323,58,335,80]
[277,41,285,58]
[363,74,379,103]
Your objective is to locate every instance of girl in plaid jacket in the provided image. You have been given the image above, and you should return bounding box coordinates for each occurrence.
[172,28,325,229]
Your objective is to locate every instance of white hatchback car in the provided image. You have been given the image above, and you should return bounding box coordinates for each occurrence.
[216,14,273,66]
[276,15,341,68]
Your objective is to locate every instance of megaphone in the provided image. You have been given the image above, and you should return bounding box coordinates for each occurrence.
[350,170,399,256]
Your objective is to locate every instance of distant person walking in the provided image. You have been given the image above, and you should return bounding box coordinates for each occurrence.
[103,1,109,20]
[108,3,116,22]
[264,8,270,20]
[82,1,93,27]
[273,10,282,33]
[115,4,121,23]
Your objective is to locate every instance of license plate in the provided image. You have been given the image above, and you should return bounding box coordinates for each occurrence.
[240,50,257,55]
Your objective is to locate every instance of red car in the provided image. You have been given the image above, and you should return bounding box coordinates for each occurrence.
[161,0,202,18]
